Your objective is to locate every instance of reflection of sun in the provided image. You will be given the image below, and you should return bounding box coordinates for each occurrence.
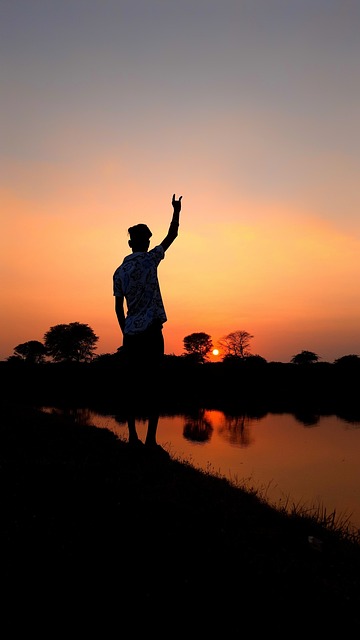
[212,349,219,356]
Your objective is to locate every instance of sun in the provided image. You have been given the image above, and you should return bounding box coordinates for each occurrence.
[212,349,219,356]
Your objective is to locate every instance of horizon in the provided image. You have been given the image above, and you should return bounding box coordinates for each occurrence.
[2,324,359,366]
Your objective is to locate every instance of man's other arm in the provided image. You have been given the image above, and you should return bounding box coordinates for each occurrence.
[115,295,126,334]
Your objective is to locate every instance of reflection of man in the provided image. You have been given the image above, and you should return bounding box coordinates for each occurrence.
[113,193,182,454]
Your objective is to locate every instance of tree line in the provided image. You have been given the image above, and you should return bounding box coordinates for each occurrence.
[5,322,360,368]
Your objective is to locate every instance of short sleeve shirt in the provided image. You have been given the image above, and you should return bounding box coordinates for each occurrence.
[113,245,167,334]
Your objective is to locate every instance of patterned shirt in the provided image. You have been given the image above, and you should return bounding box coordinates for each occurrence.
[113,245,167,334]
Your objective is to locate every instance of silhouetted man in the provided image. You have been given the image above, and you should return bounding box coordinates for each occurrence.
[113,193,182,454]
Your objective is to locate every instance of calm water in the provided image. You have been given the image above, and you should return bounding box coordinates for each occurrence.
[42,406,360,532]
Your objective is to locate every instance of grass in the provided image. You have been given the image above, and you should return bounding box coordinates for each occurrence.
[172,447,360,545]
[2,402,360,633]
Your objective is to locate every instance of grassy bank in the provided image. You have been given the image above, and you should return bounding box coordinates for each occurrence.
[2,402,360,633]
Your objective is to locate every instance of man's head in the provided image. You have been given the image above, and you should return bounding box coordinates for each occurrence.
[128,224,152,252]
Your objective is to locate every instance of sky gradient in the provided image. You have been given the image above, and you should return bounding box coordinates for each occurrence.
[2,0,360,363]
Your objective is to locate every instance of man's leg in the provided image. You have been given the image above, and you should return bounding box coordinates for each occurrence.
[127,414,143,446]
[144,413,159,447]
[143,325,168,454]
[122,333,144,446]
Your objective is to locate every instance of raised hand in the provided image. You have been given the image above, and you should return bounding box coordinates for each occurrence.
[172,194,182,213]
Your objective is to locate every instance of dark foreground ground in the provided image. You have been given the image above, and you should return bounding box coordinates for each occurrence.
[2,403,360,634]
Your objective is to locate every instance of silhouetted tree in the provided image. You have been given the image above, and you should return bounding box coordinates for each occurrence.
[290,350,319,365]
[218,330,254,359]
[183,332,213,364]
[245,354,267,365]
[6,355,22,362]
[44,322,98,362]
[334,354,360,367]
[11,340,47,364]
[222,354,243,365]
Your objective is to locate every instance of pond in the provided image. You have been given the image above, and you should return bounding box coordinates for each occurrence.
[41,405,360,532]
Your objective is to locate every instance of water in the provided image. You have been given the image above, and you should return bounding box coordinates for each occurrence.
[41,406,360,532]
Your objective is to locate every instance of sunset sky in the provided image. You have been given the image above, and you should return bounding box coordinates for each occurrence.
[2,0,360,363]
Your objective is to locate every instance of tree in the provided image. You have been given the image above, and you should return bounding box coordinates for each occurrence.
[334,354,360,367]
[183,332,213,364]
[44,322,99,362]
[290,350,319,365]
[12,340,47,364]
[218,330,254,359]
[245,354,267,365]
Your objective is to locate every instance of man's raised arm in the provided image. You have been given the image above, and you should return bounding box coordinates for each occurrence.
[160,194,182,252]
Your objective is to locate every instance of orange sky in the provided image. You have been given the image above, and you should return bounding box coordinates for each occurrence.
[2,177,360,363]
[2,1,360,363]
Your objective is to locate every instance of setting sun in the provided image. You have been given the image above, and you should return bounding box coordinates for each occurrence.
[212,349,219,356]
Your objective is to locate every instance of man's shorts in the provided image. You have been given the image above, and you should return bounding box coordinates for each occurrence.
[122,321,164,369]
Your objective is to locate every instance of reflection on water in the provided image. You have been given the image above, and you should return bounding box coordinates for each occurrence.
[183,408,214,443]
[40,405,360,532]
[217,413,255,447]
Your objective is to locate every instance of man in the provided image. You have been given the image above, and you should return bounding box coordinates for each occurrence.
[113,193,182,453]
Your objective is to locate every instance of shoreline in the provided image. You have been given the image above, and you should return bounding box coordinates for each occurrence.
[2,402,360,631]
